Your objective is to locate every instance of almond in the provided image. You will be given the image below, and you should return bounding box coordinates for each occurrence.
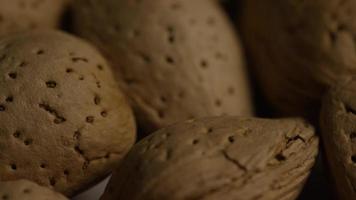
[241,0,356,119]
[0,30,136,196]
[320,78,356,200]
[0,179,68,200]
[102,116,318,200]
[72,0,253,135]
[0,0,70,37]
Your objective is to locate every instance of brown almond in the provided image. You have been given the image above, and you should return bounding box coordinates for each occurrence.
[0,179,68,200]
[241,0,356,119]
[0,0,70,37]
[102,116,318,200]
[72,0,253,135]
[320,78,356,200]
[0,30,136,196]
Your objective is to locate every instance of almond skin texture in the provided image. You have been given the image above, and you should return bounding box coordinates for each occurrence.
[0,31,136,196]
[0,0,70,37]
[241,0,356,119]
[320,78,356,200]
[72,0,253,135]
[101,116,318,200]
[0,179,68,200]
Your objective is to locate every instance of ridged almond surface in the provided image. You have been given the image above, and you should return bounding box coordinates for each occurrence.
[102,116,318,200]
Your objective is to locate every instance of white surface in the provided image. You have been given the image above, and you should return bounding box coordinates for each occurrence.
[71,176,110,200]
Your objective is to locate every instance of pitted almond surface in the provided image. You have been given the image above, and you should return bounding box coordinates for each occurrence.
[0,30,136,197]
[0,179,68,200]
[102,116,318,200]
[72,0,253,135]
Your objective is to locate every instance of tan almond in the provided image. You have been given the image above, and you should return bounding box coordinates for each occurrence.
[0,30,136,196]
[101,116,318,200]
[72,0,253,135]
[0,179,68,200]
